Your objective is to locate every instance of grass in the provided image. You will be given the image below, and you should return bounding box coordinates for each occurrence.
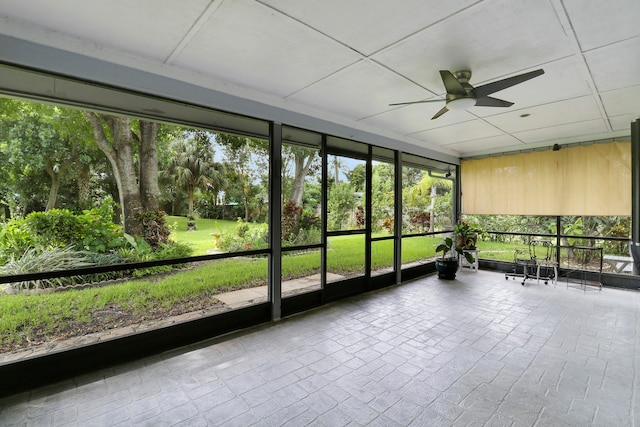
[167,216,239,255]
[0,218,526,351]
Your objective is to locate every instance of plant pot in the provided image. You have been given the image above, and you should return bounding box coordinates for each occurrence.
[435,258,459,280]
[457,233,478,250]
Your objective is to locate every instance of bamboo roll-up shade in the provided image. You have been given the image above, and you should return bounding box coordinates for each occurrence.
[461,141,631,216]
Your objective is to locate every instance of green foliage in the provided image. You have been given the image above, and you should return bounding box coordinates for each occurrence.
[328,182,356,230]
[435,236,474,263]
[134,210,171,249]
[282,200,303,241]
[0,256,267,348]
[0,246,94,291]
[219,222,269,252]
[0,199,125,264]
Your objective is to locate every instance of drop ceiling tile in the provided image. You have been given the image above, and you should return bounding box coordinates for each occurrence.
[372,0,573,91]
[257,0,478,56]
[585,37,640,92]
[600,85,640,117]
[286,60,433,120]
[484,96,603,133]
[610,114,639,132]
[0,0,210,62]
[514,119,608,144]
[361,103,476,135]
[410,120,504,146]
[172,0,361,98]
[447,134,524,157]
[471,57,592,118]
[563,0,640,51]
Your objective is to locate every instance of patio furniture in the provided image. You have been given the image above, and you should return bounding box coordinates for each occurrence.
[561,245,603,292]
[459,248,479,272]
[505,240,556,286]
[533,240,557,286]
[505,246,537,286]
[603,255,634,273]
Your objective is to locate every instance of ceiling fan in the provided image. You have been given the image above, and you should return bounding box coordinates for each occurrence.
[389,69,544,120]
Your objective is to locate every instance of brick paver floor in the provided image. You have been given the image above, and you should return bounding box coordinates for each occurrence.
[1,270,639,426]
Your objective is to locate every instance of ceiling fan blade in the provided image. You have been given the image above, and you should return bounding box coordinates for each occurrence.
[440,70,466,96]
[388,99,444,106]
[474,96,514,107]
[473,69,544,98]
[431,105,449,120]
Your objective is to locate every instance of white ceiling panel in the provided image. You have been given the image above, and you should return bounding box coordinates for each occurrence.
[446,134,524,156]
[257,0,478,56]
[484,97,604,133]
[171,0,362,97]
[515,119,609,144]
[0,0,210,62]
[600,85,640,117]
[361,104,476,136]
[286,60,432,120]
[372,0,572,91]
[0,0,637,158]
[471,58,592,118]
[411,120,504,146]
[585,37,640,93]
[563,0,640,51]
[610,114,640,132]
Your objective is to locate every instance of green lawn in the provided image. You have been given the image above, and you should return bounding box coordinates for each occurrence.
[167,216,239,255]
[1,220,526,350]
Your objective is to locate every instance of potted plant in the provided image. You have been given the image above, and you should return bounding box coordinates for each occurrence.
[453,220,486,250]
[435,235,475,279]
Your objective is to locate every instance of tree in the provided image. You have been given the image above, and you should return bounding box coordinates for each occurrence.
[0,99,88,212]
[84,112,160,236]
[162,136,216,217]
[284,145,319,208]
[328,182,356,230]
[216,133,268,222]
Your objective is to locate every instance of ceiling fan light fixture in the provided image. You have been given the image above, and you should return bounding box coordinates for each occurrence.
[447,97,476,110]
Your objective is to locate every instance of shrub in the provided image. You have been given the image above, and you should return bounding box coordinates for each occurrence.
[219,223,268,252]
[135,210,171,249]
[0,199,126,264]
[0,246,94,292]
[282,200,303,241]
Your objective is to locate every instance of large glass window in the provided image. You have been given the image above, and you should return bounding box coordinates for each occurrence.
[0,96,271,359]
[402,166,454,235]
[281,127,322,294]
[371,154,395,277]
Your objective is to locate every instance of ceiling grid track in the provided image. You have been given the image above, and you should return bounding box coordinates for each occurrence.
[163,0,226,65]
[550,0,612,132]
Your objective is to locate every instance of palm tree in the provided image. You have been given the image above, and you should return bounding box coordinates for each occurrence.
[163,138,215,217]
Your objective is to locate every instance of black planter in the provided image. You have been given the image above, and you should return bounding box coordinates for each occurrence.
[435,258,459,280]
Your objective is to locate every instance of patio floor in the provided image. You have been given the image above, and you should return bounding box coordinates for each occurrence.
[1,269,639,426]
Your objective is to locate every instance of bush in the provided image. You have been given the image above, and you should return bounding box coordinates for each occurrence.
[0,246,94,292]
[219,223,268,252]
[135,210,171,249]
[0,199,126,264]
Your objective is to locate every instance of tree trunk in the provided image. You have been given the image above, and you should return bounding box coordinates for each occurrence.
[77,166,92,211]
[187,184,195,217]
[139,121,159,212]
[289,152,314,207]
[85,113,144,236]
[44,142,77,211]
[429,184,437,233]
[45,172,60,211]
[1,203,10,219]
